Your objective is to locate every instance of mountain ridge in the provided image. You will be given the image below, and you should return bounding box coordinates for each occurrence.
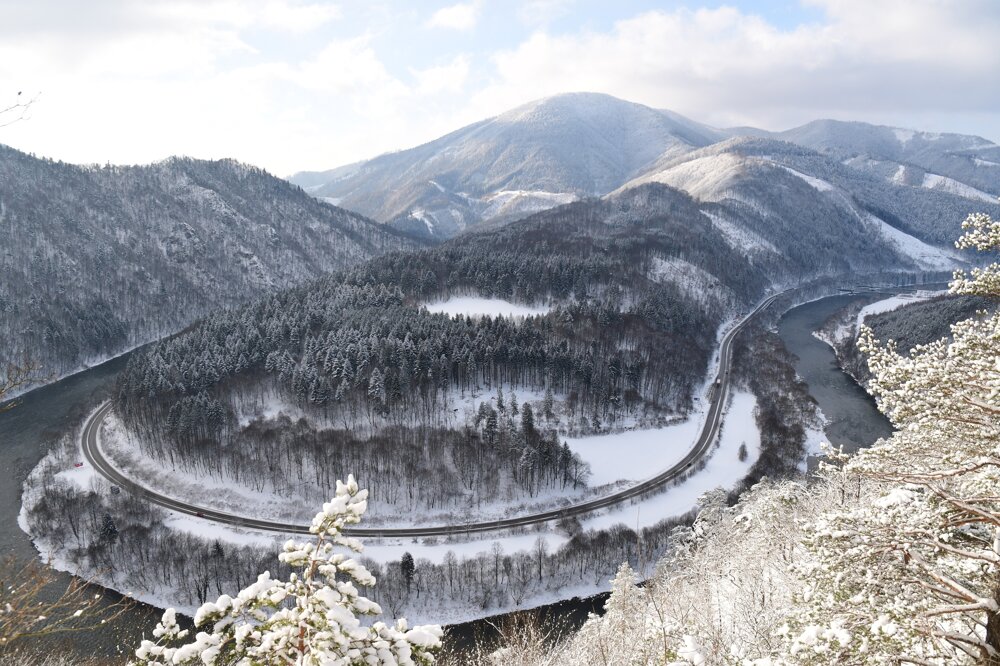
[0,144,421,383]
[290,93,999,242]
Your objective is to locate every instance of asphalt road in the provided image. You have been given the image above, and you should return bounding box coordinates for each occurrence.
[81,291,782,537]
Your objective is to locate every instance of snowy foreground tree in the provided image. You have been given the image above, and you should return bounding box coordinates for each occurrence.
[132,476,441,665]
[478,214,999,665]
[781,212,1000,663]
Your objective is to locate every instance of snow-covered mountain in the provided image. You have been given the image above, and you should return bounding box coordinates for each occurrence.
[292,94,999,245]
[0,145,420,381]
[289,92,725,240]
[619,136,1000,263]
[772,119,1000,204]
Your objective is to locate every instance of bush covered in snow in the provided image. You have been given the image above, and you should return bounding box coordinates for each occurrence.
[132,476,442,666]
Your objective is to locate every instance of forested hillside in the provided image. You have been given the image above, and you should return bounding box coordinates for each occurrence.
[291,93,999,246]
[452,218,1000,665]
[777,118,1000,200]
[826,293,997,385]
[290,93,725,240]
[115,181,928,516]
[0,145,418,384]
[623,136,1000,249]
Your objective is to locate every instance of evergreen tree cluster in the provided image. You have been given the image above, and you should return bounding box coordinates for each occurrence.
[112,184,770,507]
[0,145,417,381]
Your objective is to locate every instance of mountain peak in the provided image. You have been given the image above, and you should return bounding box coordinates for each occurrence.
[289,93,726,239]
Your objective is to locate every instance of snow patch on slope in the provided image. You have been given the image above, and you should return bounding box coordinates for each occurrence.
[700,210,778,254]
[893,128,915,146]
[855,290,948,330]
[921,173,998,203]
[409,208,435,234]
[424,296,550,318]
[781,166,835,192]
[648,256,728,302]
[973,158,1000,167]
[636,153,748,201]
[865,213,958,271]
[479,189,576,220]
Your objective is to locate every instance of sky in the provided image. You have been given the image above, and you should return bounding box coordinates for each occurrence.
[2,0,999,176]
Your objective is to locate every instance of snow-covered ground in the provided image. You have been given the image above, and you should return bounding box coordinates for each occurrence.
[893,128,916,146]
[921,172,998,203]
[566,417,701,486]
[812,290,948,351]
[576,390,760,531]
[865,214,959,271]
[854,290,947,330]
[780,166,835,192]
[423,296,550,318]
[700,209,779,254]
[648,256,732,306]
[479,189,576,220]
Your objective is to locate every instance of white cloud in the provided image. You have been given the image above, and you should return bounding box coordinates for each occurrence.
[465,2,1000,136]
[410,55,470,95]
[517,0,574,27]
[1,0,999,176]
[253,2,342,33]
[426,1,480,31]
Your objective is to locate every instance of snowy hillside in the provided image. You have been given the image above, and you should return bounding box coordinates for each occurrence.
[775,118,1000,201]
[0,146,419,383]
[291,94,999,247]
[289,92,724,240]
[618,135,999,253]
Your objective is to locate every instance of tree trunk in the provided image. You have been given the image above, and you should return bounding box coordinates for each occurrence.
[985,571,1000,665]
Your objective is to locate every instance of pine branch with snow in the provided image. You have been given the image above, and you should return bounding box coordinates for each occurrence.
[132,475,442,665]
[778,212,1000,664]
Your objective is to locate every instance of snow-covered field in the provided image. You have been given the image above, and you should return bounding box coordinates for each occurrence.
[582,391,760,531]
[423,296,550,318]
[854,290,947,330]
[566,417,701,486]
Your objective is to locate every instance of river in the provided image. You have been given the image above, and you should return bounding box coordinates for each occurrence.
[0,292,895,659]
[777,294,893,453]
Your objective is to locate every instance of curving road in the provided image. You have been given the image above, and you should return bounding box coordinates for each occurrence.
[81,291,783,537]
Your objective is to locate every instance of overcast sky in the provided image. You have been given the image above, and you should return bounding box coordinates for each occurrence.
[2,0,999,175]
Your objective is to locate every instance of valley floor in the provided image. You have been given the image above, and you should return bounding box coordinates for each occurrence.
[20,389,767,626]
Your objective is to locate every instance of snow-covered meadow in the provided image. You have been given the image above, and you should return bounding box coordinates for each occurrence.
[423,296,551,318]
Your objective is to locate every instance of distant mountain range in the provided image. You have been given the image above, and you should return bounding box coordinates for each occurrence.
[0,146,418,381]
[6,92,997,392]
[290,92,1000,243]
